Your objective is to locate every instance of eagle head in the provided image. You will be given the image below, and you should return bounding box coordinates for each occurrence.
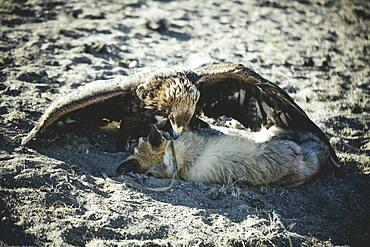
[162,76,200,136]
[137,73,200,137]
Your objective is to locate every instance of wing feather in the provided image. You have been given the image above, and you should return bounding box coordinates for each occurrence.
[21,76,141,146]
[21,68,201,146]
[195,63,340,167]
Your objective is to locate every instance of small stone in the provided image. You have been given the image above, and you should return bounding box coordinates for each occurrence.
[81,10,105,20]
[17,70,48,83]
[84,42,108,54]
[72,9,83,18]
[145,17,168,32]
[0,106,8,114]
[71,56,92,64]
[35,84,51,92]
[128,60,138,68]
[59,29,83,39]
[5,89,21,96]
[249,198,265,209]
[361,141,370,151]
[284,86,298,94]
[0,83,7,90]
[303,57,315,67]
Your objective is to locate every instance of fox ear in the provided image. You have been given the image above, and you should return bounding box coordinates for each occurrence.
[116,159,140,175]
[148,125,163,148]
[138,137,145,146]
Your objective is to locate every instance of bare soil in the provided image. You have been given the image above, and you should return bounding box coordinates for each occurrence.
[0,0,369,246]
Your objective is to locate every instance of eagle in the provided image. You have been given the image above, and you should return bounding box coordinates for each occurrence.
[21,63,340,167]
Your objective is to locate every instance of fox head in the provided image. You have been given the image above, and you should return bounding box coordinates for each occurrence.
[116,126,176,179]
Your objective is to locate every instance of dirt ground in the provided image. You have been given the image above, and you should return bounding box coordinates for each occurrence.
[1,0,369,246]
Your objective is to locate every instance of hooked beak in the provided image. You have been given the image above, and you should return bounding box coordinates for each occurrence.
[170,123,184,139]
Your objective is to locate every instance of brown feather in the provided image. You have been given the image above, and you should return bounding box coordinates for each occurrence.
[195,63,340,167]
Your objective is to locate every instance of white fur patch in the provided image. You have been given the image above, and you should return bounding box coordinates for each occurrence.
[253,127,274,143]
[138,137,145,145]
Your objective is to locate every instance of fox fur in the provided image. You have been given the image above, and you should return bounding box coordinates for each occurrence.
[117,126,331,187]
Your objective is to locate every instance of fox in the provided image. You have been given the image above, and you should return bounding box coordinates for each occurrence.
[116,125,332,187]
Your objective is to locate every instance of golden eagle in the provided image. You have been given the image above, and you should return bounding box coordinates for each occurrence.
[21,63,340,167]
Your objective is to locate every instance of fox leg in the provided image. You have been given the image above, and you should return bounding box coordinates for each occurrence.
[291,132,331,176]
[254,139,306,186]
[255,134,327,186]
[271,130,330,173]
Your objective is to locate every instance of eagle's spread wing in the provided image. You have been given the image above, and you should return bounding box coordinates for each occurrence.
[194,63,340,167]
[21,77,139,146]
[21,68,201,146]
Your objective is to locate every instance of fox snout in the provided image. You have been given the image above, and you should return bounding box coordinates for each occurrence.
[116,125,169,176]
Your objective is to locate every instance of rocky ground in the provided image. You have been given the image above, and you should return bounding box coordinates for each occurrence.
[0,0,369,246]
